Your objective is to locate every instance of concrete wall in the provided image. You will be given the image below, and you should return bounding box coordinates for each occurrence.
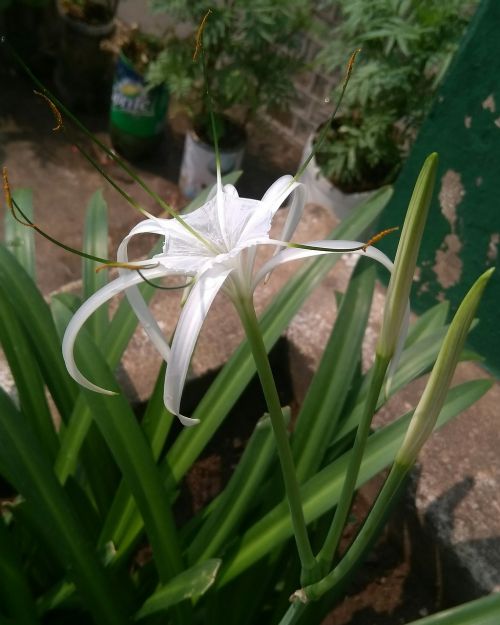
[377,0,500,375]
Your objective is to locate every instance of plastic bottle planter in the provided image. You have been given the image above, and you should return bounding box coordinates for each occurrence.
[179,129,245,199]
[54,8,115,112]
[298,133,376,221]
[110,53,169,160]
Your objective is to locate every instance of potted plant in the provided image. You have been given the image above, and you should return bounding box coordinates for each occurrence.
[55,0,120,111]
[300,0,477,217]
[146,0,310,197]
[107,24,169,160]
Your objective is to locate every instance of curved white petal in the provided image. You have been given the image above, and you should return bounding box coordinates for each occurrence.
[63,266,169,394]
[117,224,175,363]
[164,266,233,425]
[253,241,395,289]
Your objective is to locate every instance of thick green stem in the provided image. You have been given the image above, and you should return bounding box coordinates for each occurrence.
[236,296,320,585]
[316,353,390,573]
[301,462,408,602]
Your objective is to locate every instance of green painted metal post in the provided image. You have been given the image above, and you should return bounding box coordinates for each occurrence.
[378,0,499,374]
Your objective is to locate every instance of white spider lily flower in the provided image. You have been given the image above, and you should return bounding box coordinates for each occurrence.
[63,177,394,426]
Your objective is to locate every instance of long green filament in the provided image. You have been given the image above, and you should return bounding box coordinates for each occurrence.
[294,49,361,182]
[3,39,217,254]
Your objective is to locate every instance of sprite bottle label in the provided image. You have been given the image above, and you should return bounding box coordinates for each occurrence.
[110,54,168,138]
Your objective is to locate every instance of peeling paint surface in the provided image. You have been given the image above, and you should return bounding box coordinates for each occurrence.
[482,94,496,112]
[438,170,464,230]
[434,234,464,288]
[464,115,472,128]
[488,233,499,261]
[433,170,465,289]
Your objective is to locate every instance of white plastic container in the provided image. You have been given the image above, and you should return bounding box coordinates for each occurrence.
[179,129,245,199]
[299,133,376,220]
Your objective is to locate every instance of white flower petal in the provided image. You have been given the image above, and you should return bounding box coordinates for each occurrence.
[63,266,169,394]
[117,224,178,363]
[164,265,233,425]
[253,240,394,289]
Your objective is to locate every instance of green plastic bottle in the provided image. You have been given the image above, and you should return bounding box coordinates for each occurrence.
[110,52,168,160]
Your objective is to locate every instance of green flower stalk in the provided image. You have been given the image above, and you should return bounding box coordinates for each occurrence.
[377,152,438,363]
[294,267,494,605]
[316,154,438,572]
[396,267,494,467]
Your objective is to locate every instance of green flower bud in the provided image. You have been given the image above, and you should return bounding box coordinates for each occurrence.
[377,153,438,360]
[396,268,494,467]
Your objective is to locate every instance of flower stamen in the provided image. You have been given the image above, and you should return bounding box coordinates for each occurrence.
[362,226,399,251]
[33,90,63,131]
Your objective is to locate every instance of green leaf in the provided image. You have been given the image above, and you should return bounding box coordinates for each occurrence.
[404,300,449,348]
[0,517,39,625]
[404,592,500,625]
[292,257,376,482]
[135,559,221,620]
[0,282,58,461]
[52,299,183,584]
[186,412,283,564]
[98,362,173,550]
[217,379,492,585]
[4,188,36,280]
[0,245,77,422]
[0,390,129,625]
[82,190,109,343]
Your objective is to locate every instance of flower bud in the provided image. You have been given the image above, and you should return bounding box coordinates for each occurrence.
[377,153,438,360]
[396,268,494,467]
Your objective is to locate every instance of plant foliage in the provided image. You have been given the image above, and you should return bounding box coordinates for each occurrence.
[314,0,477,192]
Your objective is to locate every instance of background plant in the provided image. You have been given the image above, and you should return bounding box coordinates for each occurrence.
[313,0,477,192]
[146,0,310,142]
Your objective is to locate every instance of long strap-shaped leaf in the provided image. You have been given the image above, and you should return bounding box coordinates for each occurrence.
[0,282,58,461]
[217,379,492,585]
[4,188,36,280]
[82,190,110,343]
[0,391,129,625]
[292,257,376,482]
[186,412,283,564]
[0,245,77,421]
[53,300,184,585]
[0,516,39,625]
[405,592,500,625]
